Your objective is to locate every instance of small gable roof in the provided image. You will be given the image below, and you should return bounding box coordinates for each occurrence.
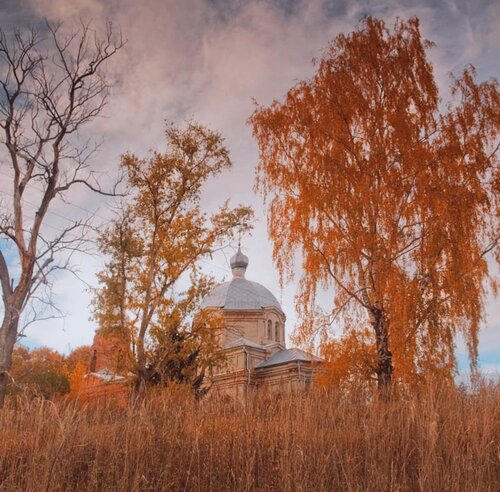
[224,337,266,350]
[256,348,322,369]
[86,369,127,383]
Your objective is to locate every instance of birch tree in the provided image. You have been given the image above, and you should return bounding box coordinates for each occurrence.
[250,17,499,391]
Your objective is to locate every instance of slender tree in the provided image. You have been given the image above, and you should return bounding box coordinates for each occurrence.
[93,122,253,394]
[250,17,499,391]
[0,21,124,405]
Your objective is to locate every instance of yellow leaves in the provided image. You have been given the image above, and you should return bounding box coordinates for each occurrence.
[9,347,70,399]
[93,122,253,391]
[318,329,377,391]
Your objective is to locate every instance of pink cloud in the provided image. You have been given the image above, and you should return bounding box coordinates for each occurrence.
[1,0,496,360]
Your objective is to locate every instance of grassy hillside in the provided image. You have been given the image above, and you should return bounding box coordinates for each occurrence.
[0,382,498,491]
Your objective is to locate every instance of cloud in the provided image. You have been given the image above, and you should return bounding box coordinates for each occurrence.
[1,0,498,363]
[26,0,106,23]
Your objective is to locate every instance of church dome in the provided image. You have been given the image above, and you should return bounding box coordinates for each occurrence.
[230,248,249,270]
[201,246,283,313]
[201,278,283,311]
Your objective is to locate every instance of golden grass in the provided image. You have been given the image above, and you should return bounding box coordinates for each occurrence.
[0,382,499,491]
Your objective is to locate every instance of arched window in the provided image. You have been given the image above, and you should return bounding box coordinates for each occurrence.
[267,320,272,340]
[275,322,279,342]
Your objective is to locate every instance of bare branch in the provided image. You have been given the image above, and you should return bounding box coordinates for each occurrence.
[0,250,11,299]
[0,19,124,405]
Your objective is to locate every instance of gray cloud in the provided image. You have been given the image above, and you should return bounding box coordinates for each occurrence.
[0,0,498,365]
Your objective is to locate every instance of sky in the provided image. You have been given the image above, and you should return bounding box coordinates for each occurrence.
[0,0,499,378]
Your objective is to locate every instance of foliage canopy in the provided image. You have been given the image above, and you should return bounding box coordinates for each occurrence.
[93,122,253,394]
[250,17,499,389]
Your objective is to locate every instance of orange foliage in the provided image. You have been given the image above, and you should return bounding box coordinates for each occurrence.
[9,346,70,399]
[65,346,91,373]
[68,362,87,398]
[318,329,377,391]
[250,17,499,389]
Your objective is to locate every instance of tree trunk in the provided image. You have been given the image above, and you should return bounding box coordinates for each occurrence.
[0,310,19,407]
[133,337,148,396]
[371,308,393,393]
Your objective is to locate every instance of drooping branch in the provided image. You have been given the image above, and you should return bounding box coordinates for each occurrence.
[251,17,499,389]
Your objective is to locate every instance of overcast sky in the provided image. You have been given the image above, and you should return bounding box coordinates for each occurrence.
[1,0,499,376]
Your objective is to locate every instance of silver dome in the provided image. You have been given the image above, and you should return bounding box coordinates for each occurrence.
[201,245,283,312]
[201,277,283,312]
[230,247,249,270]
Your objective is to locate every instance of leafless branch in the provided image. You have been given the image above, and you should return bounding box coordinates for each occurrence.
[0,19,124,405]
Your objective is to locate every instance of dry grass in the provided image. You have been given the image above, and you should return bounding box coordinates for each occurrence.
[0,382,499,491]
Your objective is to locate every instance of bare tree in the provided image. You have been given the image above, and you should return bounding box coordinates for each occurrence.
[0,20,124,406]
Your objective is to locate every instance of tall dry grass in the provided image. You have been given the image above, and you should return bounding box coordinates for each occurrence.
[0,382,499,491]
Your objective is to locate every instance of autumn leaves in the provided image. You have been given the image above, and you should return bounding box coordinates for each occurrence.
[250,17,499,390]
[92,123,253,394]
[1,16,497,404]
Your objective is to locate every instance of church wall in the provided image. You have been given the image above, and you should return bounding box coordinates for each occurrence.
[208,361,319,403]
[261,310,286,345]
[89,334,128,374]
[222,308,286,347]
[212,345,267,376]
[255,362,317,393]
[79,374,129,405]
[224,317,261,343]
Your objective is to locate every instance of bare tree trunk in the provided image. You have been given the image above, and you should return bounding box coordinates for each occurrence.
[134,338,147,395]
[0,309,20,406]
[371,307,393,392]
[0,22,124,407]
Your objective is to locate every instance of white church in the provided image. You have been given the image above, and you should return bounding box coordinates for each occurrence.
[83,246,322,402]
[201,246,322,400]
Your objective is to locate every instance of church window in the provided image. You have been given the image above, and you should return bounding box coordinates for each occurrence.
[267,320,272,340]
[275,322,279,341]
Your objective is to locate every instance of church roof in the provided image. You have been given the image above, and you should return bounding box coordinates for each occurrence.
[230,247,249,269]
[256,348,322,369]
[224,337,266,350]
[86,369,127,383]
[201,245,283,313]
[201,278,283,311]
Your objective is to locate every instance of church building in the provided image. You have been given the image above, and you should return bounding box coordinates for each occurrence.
[80,246,321,402]
[201,246,322,400]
